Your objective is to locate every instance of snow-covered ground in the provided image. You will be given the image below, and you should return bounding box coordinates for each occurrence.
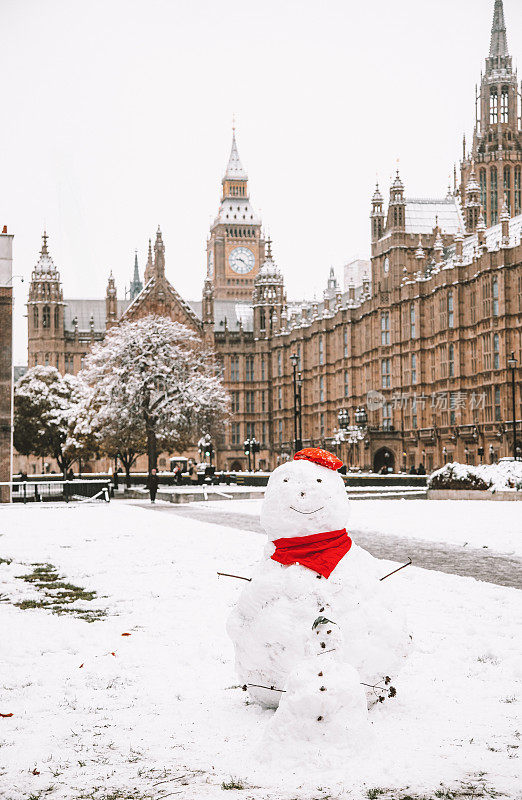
[205,498,522,556]
[0,501,521,800]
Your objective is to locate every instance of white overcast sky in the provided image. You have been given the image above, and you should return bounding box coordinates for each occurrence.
[3,0,521,364]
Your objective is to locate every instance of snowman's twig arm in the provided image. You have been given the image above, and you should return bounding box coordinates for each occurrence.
[379,559,412,581]
[217,572,252,582]
[244,683,286,693]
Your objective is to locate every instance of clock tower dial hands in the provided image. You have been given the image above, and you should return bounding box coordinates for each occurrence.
[229,246,255,274]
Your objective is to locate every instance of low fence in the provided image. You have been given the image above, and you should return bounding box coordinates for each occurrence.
[9,480,111,504]
[11,471,428,492]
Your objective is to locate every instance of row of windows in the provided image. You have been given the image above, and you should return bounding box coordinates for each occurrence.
[33,353,80,372]
[33,305,60,330]
[230,421,269,446]
[384,385,504,430]
[229,279,502,382]
[231,383,508,446]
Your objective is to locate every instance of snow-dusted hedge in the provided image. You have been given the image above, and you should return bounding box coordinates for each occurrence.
[429,461,522,492]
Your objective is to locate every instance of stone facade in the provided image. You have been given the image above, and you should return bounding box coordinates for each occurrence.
[21,0,522,476]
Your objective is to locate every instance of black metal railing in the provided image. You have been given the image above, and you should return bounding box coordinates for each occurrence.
[10,480,111,503]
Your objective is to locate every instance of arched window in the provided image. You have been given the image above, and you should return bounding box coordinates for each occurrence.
[54,307,59,330]
[493,333,500,369]
[410,304,416,339]
[501,87,509,124]
[33,306,39,329]
[411,353,417,384]
[479,169,487,225]
[504,166,511,214]
[448,291,454,329]
[42,305,50,328]
[318,336,324,365]
[492,277,499,316]
[490,88,498,124]
[259,308,266,330]
[490,167,498,224]
[448,344,454,378]
[514,167,522,216]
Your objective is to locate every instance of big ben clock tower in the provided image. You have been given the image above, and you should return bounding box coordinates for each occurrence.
[207,128,265,301]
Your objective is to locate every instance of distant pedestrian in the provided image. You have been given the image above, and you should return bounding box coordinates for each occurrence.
[417,463,426,475]
[409,465,417,475]
[188,461,199,485]
[67,468,74,481]
[147,468,159,503]
[112,468,119,491]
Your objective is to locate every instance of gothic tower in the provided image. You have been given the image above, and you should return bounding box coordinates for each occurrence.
[461,0,522,229]
[207,128,265,301]
[27,232,65,371]
[252,239,285,338]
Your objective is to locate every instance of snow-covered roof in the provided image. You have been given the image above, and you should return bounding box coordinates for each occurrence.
[213,198,260,226]
[188,299,254,332]
[63,299,130,333]
[442,211,522,268]
[224,130,247,181]
[405,197,464,235]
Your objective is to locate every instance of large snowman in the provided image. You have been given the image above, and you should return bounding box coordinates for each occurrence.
[227,448,410,760]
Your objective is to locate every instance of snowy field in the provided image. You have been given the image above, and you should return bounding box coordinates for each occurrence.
[0,501,521,800]
[206,498,522,556]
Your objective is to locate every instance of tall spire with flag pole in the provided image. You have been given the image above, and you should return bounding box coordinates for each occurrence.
[489,0,509,59]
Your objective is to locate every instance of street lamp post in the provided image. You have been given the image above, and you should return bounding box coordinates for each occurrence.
[507,352,519,460]
[290,354,303,453]
[243,438,260,472]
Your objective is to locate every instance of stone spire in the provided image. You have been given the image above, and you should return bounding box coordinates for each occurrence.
[129,250,143,300]
[34,230,57,274]
[224,126,247,181]
[106,271,118,329]
[144,238,154,284]
[489,0,508,59]
[153,226,165,278]
[433,225,444,264]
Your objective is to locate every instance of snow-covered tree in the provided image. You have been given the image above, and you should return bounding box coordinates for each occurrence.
[72,395,146,488]
[78,315,230,473]
[14,366,91,477]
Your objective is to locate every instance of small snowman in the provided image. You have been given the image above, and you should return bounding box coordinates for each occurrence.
[227,448,410,755]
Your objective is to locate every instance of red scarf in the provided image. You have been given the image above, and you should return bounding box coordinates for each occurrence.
[271,529,352,579]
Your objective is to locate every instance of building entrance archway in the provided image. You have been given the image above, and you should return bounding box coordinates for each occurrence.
[373,447,395,473]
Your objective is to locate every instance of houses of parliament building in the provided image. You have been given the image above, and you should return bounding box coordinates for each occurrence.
[24,0,522,474]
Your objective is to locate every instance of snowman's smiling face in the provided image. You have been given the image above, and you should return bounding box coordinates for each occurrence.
[260,459,350,540]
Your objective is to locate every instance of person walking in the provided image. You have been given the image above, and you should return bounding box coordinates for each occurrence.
[147,468,159,503]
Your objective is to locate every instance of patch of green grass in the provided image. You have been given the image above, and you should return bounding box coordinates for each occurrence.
[367,790,388,800]
[14,562,105,622]
[0,557,12,565]
[221,778,245,790]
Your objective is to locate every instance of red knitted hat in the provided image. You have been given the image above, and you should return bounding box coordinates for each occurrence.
[293,448,343,472]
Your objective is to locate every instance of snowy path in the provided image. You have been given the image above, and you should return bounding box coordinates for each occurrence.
[139,502,522,589]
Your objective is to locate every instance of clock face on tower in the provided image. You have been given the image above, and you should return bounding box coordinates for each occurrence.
[229,246,255,274]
